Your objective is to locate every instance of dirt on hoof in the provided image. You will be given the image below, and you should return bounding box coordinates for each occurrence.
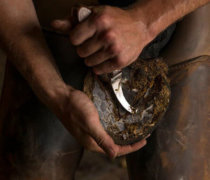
[84,58,170,145]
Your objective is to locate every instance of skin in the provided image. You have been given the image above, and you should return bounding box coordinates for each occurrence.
[52,0,210,74]
[0,0,209,159]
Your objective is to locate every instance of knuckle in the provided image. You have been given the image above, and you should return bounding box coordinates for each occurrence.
[101,5,109,13]
[95,137,105,147]
[109,44,121,55]
[95,14,109,28]
[114,56,125,67]
[104,31,116,43]
[115,57,123,66]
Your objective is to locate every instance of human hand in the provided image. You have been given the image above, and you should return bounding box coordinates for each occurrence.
[56,86,147,158]
[52,5,155,74]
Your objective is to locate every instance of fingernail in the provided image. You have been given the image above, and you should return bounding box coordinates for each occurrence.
[109,149,116,160]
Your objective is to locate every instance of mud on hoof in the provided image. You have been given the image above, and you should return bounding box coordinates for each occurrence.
[84,58,170,145]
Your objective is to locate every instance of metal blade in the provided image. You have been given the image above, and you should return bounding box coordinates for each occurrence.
[111,72,134,113]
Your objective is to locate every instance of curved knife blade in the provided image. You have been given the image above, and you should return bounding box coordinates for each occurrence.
[110,71,134,113]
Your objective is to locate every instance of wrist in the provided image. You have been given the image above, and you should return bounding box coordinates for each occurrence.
[126,1,172,41]
[21,55,73,117]
[124,8,157,50]
[44,83,74,117]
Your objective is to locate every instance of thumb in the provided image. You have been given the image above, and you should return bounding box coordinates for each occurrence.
[87,120,118,158]
[51,6,93,34]
[92,131,118,159]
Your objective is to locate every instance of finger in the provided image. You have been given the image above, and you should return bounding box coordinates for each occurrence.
[85,118,118,158]
[92,58,119,74]
[85,136,106,154]
[51,19,72,34]
[86,116,146,158]
[116,139,147,157]
[84,48,112,67]
[74,129,105,154]
[77,35,103,58]
[70,17,96,46]
[93,133,118,158]
[93,146,106,154]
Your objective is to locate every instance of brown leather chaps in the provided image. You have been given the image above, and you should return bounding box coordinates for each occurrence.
[126,56,210,180]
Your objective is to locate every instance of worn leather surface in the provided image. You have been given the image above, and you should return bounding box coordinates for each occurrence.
[126,56,210,180]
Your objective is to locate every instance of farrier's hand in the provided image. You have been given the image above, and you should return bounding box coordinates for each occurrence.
[58,86,147,158]
[52,6,155,74]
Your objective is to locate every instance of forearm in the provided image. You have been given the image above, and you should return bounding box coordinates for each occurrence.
[0,0,69,113]
[128,0,210,38]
